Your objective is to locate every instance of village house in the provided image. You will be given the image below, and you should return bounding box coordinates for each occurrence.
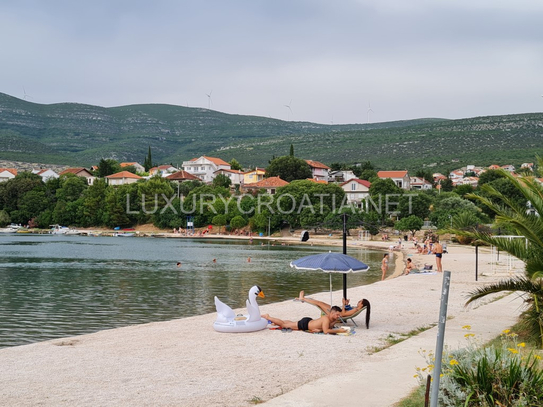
[409,176,433,190]
[243,168,266,184]
[182,156,230,182]
[449,170,464,182]
[0,168,17,182]
[305,160,330,182]
[243,176,289,195]
[32,169,59,182]
[59,168,96,185]
[149,165,178,177]
[328,170,357,183]
[120,162,145,173]
[521,163,534,171]
[214,169,244,185]
[165,170,201,183]
[377,170,410,190]
[105,171,142,186]
[341,178,371,206]
[501,164,516,172]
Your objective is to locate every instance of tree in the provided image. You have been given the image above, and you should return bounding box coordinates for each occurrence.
[0,210,10,227]
[212,214,227,233]
[477,169,505,187]
[212,174,231,189]
[455,165,543,346]
[289,144,294,156]
[143,146,153,172]
[230,215,247,230]
[359,169,378,181]
[229,158,242,171]
[440,177,454,192]
[395,215,423,235]
[398,192,432,220]
[265,156,312,182]
[97,159,121,178]
[453,184,475,198]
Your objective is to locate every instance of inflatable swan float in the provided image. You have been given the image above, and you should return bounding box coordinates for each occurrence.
[213,285,268,333]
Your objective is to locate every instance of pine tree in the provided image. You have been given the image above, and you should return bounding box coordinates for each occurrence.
[289,144,294,156]
[144,146,153,171]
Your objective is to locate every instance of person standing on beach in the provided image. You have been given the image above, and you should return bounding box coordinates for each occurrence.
[381,253,389,280]
[433,240,443,272]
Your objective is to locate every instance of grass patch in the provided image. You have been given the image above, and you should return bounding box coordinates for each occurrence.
[368,324,437,354]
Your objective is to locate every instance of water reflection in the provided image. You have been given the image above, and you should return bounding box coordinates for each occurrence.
[0,235,384,348]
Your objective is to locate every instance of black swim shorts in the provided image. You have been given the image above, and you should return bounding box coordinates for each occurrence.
[435,253,443,258]
[297,317,313,331]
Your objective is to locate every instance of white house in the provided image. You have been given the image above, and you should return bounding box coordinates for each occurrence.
[149,165,178,177]
[305,160,330,182]
[377,170,410,190]
[410,177,433,190]
[341,178,371,206]
[32,169,59,182]
[106,171,142,186]
[0,168,17,182]
[328,170,357,183]
[214,168,244,185]
[182,156,231,182]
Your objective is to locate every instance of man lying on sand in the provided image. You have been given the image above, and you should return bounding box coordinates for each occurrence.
[262,306,349,334]
[297,291,368,318]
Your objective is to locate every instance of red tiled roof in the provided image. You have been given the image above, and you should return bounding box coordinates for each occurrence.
[248,176,289,188]
[306,178,328,184]
[305,160,331,170]
[60,168,93,176]
[341,178,371,188]
[120,162,139,167]
[0,168,17,176]
[377,171,408,178]
[166,171,201,181]
[190,156,230,166]
[106,171,142,179]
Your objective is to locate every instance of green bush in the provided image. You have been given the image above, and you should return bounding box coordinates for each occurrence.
[416,327,543,406]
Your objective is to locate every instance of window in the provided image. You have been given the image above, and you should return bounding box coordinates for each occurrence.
[351,183,356,191]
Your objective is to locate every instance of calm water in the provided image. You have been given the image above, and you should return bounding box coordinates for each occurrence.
[0,234,384,348]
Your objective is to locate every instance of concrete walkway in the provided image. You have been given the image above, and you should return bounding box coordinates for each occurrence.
[265,294,525,406]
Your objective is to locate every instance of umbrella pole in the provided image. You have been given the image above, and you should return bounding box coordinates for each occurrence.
[330,273,333,308]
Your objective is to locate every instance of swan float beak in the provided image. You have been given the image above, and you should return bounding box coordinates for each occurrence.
[258,291,265,298]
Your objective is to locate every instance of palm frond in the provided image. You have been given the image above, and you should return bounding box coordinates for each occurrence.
[466,276,543,305]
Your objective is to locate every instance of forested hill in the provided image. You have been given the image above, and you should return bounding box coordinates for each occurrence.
[0,92,541,171]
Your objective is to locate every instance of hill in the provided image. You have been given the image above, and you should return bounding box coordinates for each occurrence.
[0,92,541,171]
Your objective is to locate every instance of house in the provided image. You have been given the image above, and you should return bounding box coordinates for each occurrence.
[106,171,142,186]
[149,165,178,177]
[501,164,516,172]
[328,170,357,183]
[488,164,502,170]
[433,173,447,183]
[306,178,328,184]
[120,162,145,173]
[521,163,534,171]
[243,176,289,195]
[341,179,371,206]
[182,156,231,182]
[0,168,17,182]
[243,168,266,184]
[377,170,410,189]
[60,168,96,185]
[305,160,330,182]
[410,177,433,190]
[165,171,201,182]
[214,169,245,185]
[449,170,464,181]
[32,169,59,182]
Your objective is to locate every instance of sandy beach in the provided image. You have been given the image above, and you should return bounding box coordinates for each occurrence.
[0,237,525,406]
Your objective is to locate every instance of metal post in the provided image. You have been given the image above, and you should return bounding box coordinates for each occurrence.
[430,270,451,407]
[268,217,271,237]
[342,213,347,300]
[475,245,478,281]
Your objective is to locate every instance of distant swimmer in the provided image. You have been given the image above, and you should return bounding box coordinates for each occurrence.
[247,257,251,263]
[176,262,182,268]
[213,259,217,263]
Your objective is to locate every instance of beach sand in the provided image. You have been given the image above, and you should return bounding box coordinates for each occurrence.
[0,238,524,406]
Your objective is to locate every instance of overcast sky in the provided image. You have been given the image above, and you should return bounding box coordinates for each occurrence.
[1,0,542,124]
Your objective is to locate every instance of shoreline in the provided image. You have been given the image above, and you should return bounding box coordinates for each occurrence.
[0,238,519,406]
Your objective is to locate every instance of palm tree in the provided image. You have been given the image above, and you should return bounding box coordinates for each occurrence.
[456,159,543,346]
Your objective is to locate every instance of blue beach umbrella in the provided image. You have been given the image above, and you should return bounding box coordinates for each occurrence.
[290,252,369,305]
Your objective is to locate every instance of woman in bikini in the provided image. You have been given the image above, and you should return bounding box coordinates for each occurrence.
[381,253,389,280]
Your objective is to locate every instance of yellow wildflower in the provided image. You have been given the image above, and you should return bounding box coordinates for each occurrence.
[450,359,459,366]
[502,329,510,334]
[507,348,519,354]
[517,342,526,348]
[534,355,541,360]
[464,333,475,338]
[462,325,471,330]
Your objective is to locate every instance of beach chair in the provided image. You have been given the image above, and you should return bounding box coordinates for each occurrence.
[297,298,371,329]
[339,299,371,329]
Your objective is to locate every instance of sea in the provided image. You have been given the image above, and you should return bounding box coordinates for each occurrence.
[0,234,384,348]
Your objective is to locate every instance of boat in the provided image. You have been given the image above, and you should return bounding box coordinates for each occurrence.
[114,232,135,237]
[0,225,20,233]
[50,225,70,235]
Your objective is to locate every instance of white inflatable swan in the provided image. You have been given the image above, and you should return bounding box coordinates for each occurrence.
[213,285,268,333]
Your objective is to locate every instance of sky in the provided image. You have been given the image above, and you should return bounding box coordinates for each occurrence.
[1,0,543,124]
